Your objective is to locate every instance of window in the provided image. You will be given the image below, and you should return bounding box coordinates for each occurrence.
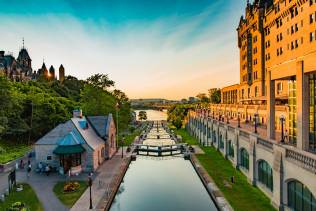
[47,155,52,160]
[288,180,316,211]
[277,82,283,94]
[258,160,273,191]
[310,13,315,24]
[219,134,224,149]
[255,86,259,97]
[227,140,234,158]
[311,31,315,42]
[240,148,249,170]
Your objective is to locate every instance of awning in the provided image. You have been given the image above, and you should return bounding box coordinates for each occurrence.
[53,145,85,155]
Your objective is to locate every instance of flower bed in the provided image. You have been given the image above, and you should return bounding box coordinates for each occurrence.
[63,181,80,193]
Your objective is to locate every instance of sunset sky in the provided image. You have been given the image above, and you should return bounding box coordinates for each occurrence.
[0,0,245,100]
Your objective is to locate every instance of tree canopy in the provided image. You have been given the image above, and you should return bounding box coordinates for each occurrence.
[0,73,131,145]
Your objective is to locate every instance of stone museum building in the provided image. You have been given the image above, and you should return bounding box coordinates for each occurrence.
[34,110,117,175]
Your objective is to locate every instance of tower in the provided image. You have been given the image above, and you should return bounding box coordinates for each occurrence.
[49,65,55,79]
[59,64,65,83]
[17,38,32,75]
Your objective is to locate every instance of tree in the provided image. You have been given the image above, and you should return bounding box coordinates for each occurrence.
[138,111,147,121]
[196,93,210,103]
[86,74,114,90]
[210,89,221,104]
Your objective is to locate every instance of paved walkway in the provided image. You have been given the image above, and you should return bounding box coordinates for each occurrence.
[16,167,71,211]
[71,151,128,211]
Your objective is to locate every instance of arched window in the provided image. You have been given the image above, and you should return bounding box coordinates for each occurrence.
[219,134,224,149]
[227,140,234,158]
[240,148,249,170]
[213,131,216,143]
[288,180,316,211]
[258,160,273,191]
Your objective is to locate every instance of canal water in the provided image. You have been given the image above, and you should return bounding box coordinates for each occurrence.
[110,115,217,211]
[109,156,217,211]
[134,109,167,121]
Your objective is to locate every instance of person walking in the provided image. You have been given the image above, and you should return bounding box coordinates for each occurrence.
[27,163,31,179]
[284,129,288,143]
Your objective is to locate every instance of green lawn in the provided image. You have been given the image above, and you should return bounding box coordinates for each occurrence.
[174,128,199,145]
[122,129,142,146]
[0,183,43,211]
[176,129,276,211]
[53,181,88,208]
[0,141,31,164]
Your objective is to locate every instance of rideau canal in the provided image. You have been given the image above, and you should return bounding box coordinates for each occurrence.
[109,110,218,211]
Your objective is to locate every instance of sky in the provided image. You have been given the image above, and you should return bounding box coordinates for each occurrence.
[0,0,245,100]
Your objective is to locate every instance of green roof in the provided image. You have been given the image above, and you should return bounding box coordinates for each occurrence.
[53,144,85,155]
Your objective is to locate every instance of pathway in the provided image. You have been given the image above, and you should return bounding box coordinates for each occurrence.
[71,150,129,211]
[16,168,70,211]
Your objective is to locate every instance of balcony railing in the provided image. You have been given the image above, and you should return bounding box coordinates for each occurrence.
[239,130,250,139]
[285,149,316,174]
[228,126,235,133]
[257,138,273,150]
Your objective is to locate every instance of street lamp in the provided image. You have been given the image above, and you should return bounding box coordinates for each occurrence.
[121,135,125,158]
[226,112,230,124]
[88,173,93,209]
[237,112,241,128]
[280,115,285,143]
[116,102,119,152]
[254,112,258,134]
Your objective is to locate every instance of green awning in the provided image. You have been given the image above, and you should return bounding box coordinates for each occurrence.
[53,145,85,155]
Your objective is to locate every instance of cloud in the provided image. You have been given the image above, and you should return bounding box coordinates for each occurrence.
[0,0,243,99]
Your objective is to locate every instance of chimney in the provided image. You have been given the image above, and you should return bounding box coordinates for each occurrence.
[73,109,83,118]
[0,51,4,58]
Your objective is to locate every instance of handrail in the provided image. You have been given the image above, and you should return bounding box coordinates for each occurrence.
[239,130,250,139]
[285,149,316,173]
[257,138,273,150]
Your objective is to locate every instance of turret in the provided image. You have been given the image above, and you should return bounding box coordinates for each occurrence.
[49,65,55,79]
[59,64,65,83]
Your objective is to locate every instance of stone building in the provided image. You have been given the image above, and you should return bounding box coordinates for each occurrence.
[237,0,288,104]
[34,110,117,175]
[0,43,65,82]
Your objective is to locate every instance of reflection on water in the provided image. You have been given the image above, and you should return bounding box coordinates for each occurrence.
[110,156,218,211]
[135,109,167,121]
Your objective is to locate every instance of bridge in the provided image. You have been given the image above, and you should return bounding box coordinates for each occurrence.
[133,144,188,156]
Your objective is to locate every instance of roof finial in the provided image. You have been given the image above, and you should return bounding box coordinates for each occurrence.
[247,0,250,5]
[22,37,25,48]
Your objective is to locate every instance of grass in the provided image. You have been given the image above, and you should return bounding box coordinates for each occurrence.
[175,129,276,211]
[0,183,43,211]
[174,128,199,145]
[122,129,142,146]
[53,181,88,208]
[0,141,31,164]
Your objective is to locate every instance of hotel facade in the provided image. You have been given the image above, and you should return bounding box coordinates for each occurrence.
[188,0,316,210]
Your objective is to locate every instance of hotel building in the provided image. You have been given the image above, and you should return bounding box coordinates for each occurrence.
[188,1,316,210]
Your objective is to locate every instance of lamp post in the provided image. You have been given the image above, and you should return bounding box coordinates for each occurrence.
[121,135,125,158]
[254,112,258,134]
[88,174,93,209]
[237,112,241,128]
[116,102,119,151]
[226,112,230,124]
[280,115,285,143]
